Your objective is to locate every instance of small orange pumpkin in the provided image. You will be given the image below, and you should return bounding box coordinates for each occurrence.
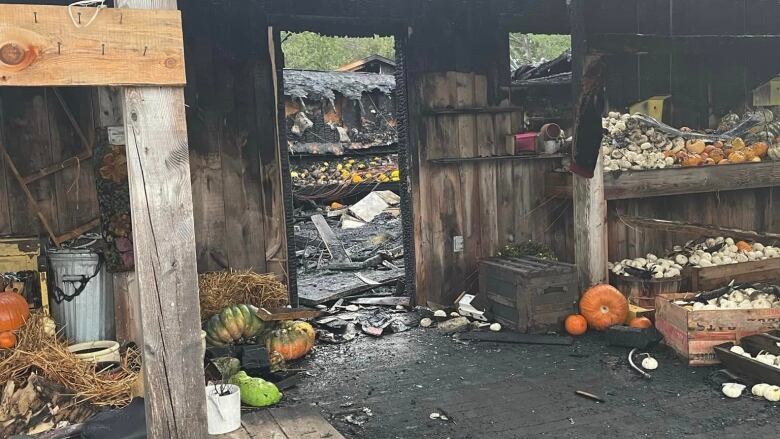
[579,284,629,331]
[685,140,706,154]
[0,291,29,332]
[265,321,316,361]
[629,317,653,329]
[0,331,17,349]
[708,148,725,163]
[736,241,752,252]
[564,314,588,336]
[752,142,769,157]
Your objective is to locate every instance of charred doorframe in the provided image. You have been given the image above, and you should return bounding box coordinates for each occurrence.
[267,21,416,305]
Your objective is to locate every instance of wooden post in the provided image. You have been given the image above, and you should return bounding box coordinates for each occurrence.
[573,156,608,289]
[571,0,608,290]
[116,1,207,438]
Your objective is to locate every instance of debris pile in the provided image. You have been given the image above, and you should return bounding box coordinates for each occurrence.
[295,191,405,306]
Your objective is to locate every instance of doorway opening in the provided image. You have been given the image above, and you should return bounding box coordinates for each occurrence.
[277,31,412,309]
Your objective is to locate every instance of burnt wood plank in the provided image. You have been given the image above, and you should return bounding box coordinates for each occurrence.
[456,331,574,346]
[310,214,350,263]
[297,269,404,306]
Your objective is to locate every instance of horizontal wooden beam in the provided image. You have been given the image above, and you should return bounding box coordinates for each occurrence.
[422,106,525,115]
[617,215,780,242]
[588,34,780,55]
[546,162,780,200]
[0,4,184,86]
[429,153,564,164]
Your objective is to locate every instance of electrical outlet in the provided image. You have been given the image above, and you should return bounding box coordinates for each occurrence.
[453,236,464,253]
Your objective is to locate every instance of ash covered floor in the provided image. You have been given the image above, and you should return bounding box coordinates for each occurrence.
[278,328,778,438]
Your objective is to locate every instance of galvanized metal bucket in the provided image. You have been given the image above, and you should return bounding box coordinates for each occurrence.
[48,248,115,343]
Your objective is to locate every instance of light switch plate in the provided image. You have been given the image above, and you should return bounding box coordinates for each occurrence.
[453,236,464,253]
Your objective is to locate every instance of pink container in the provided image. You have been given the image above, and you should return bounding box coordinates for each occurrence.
[513,132,538,154]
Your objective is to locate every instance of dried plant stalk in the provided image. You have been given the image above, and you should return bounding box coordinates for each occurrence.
[199,270,288,321]
[0,312,140,407]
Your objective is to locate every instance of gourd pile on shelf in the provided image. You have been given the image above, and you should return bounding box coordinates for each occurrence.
[601,112,774,172]
[684,287,780,310]
[608,255,682,279]
[290,155,399,186]
[609,236,780,279]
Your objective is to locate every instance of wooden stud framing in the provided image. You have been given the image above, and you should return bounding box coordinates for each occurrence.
[116,1,205,438]
[0,4,185,86]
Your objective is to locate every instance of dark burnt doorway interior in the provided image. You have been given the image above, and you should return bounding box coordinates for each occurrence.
[271,27,414,308]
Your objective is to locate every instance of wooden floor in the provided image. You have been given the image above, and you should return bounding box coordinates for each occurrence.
[220,406,345,439]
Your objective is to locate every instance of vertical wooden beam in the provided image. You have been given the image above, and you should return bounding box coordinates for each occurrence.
[571,0,608,289]
[116,1,206,438]
[92,86,143,346]
[573,156,608,289]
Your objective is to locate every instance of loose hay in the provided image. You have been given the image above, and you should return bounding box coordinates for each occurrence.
[199,270,288,321]
[0,312,140,407]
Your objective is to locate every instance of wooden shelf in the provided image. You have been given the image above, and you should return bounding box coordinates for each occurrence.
[546,161,780,200]
[588,34,780,55]
[422,106,525,116]
[430,154,565,164]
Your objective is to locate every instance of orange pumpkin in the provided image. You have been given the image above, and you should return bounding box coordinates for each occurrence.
[564,314,588,336]
[685,140,706,154]
[0,331,16,349]
[754,142,769,157]
[265,321,315,361]
[629,317,653,329]
[708,148,725,163]
[0,291,29,332]
[579,284,629,331]
[736,241,752,252]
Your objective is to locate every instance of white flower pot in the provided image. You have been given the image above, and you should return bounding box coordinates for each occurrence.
[205,384,241,435]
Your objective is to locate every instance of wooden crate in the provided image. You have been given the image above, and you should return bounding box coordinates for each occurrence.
[655,293,780,366]
[681,258,780,291]
[479,257,579,333]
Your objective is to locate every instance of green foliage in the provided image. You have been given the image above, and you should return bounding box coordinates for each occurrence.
[498,241,558,260]
[509,34,571,70]
[282,32,395,71]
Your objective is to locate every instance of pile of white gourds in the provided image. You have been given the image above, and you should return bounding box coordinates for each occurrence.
[689,288,780,310]
[608,254,682,279]
[601,112,676,171]
[609,237,780,278]
[681,237,780,268]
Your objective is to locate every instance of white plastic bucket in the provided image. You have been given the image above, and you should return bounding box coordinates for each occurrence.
[68,340,121,363]
[205,384,241,435]
[49,249,114,343]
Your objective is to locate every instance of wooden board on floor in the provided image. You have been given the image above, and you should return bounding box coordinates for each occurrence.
[297,269,404,306]
[219,407,345,439]
[0,4,185,86]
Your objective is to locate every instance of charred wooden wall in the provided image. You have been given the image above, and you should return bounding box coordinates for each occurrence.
[403,3,573,306]
[181,3,287,279]
[0,87,100,239]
